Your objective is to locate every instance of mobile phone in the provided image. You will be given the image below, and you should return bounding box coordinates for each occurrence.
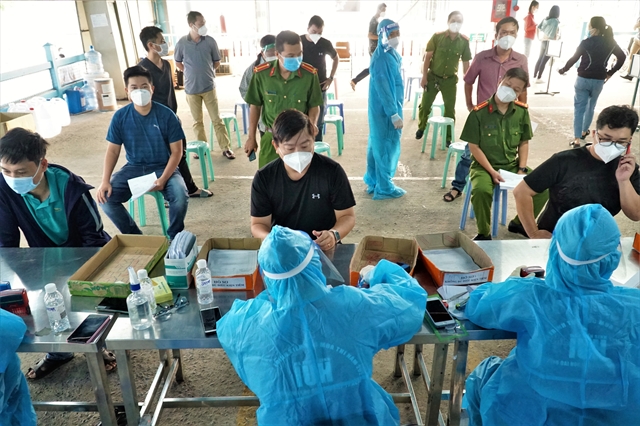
[425,298,456,329]
[249,150,256,162]
[200,306,222,335]
[67,314,111,344]
[626,144,632,156]
[96,297,129,315]
[520,266,545,278]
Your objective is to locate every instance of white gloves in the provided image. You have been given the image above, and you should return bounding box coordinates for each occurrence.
[391,113,403,130]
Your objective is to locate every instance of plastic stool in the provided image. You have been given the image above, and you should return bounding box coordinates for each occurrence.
[234,101,250,134]
[327,99,345,133]
[441,142,467,188]
[128,191,169,237]
[209,114,242,149]
[186,141,214,189]
[405,76,421,102]
[322,115,344,155]
[422,116,455,159]
[459,181,508,238]
[314,141,332,157]
[411,88,424,120]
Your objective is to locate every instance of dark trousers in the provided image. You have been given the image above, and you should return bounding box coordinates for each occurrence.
[534,41,551,79]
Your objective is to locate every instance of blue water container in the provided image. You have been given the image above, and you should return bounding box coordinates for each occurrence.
[64,89,83,114]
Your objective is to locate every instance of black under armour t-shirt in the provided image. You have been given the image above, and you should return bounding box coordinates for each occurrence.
[524,146,640,232]
[300,35,337,84]
[251,154,356,238]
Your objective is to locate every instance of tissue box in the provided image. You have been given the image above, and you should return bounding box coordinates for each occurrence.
[195,238,262,291]
[164,240,198,289]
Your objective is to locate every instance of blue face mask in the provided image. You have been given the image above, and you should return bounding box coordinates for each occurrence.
[282,55,302,72]
[4,162,43,195]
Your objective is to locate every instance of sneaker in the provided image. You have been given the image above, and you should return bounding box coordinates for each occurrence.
[415,129,424,139]
[621,74,633,81]
[223,150,236,160]
[508,220,529,238]
[473,234,492,241]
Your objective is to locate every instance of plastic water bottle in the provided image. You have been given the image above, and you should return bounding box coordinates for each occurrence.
[85,45,104,74]
[195,259,213,305]
[50,97,71,126]
[44,283,70,333]
[137,269,157,313]
[81,81,98,112]
[126,267,153,330]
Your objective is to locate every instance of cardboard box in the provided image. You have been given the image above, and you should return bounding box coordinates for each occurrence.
[634,233,640,253]
[68,235,169,298]
[349,236,419,286]
[164,240,198,289]
[416,232,494,287]
[0,112,36,138]
[195,238,262,291]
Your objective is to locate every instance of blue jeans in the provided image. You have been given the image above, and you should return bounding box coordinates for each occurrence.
[316,90,328,142]
[46,352,73,361]
[451,144,472,192]
[101,164,188,240]
[573,76,605,139]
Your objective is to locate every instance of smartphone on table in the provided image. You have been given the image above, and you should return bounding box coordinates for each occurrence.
[67,314,111,344]
[425,298,456,329]
[200,306,222,335]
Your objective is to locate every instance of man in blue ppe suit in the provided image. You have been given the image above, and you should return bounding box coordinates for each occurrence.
[462,204,640,426]
[0,309,37,425]
[364,19,406,200]
[217,225,427,425]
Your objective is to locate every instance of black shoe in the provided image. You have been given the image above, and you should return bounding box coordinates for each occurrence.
[415,129,424,139]
[508,220,529,238]
[446,140,452,148]
[621,74,633,81]
[473,234,492,241]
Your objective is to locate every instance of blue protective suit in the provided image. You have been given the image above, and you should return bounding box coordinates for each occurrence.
[217,226,427,425]
[0,310,36,425]
[363,19,406,200]
[463,204,640,426]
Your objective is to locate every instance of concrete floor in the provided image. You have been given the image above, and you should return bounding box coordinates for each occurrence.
[19,59,639,425]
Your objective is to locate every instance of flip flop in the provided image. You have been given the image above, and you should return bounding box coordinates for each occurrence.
[570,141,581,149]
[189,189,213,198]
[443,189,462,202]
[101,348,117,373]
[580,130,590,140]
[27,355,74,380]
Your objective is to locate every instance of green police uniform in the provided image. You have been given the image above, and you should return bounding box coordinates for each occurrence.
[461,97,549,236]
[417,31,472,141]
[245,60,324,167]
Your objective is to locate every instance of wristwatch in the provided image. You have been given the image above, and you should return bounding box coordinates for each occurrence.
[519,167,528,173]
[330,229,341,244]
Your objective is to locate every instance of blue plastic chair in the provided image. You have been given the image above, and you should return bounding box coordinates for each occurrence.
[459,181,508,238]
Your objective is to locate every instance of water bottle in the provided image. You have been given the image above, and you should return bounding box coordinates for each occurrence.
[126,267,153,330]
[81,81,98,112]
[195,259,213,305]
[44,283,70,333]
[137,269,157,312]
[85,45,104,74]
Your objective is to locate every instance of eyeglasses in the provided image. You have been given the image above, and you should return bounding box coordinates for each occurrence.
[596,132,631,149]
[154,294,189,320]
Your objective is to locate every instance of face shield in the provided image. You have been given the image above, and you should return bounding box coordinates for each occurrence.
[378,21,400,52]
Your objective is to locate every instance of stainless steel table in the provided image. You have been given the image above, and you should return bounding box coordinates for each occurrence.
[0,248,119,426]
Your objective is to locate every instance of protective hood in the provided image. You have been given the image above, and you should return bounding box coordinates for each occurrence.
[546,204,621,294]
[377,19,400,53]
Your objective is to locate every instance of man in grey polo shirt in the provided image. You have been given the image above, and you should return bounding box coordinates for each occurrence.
[174,11,234,159]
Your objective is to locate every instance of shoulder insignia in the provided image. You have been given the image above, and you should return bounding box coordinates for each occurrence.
[474,101,489,111]
[301,62,317,74]
[460,34,470,41]
[253,63,271,73]
[514,100,529,109]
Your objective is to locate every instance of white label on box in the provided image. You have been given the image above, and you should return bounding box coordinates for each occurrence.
[211,277,246,289]
[101,83,112,93]
[165,268,187,277]
[443,270,490,286]
[102,93,115,107]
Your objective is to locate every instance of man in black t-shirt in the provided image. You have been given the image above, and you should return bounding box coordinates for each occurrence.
[513,105,640,238]
[251,110,356,251]
[301,15,338,142]
[351,3,387,90]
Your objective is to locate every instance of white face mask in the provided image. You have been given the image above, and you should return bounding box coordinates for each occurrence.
[594,141,626,164]
[496,85,517,103]
[153,42,169,56]
[388,37,400,50]
[379,11,386,18]
[130,89,152,107]
[449,22,462,33]
[282,151,313,173]
[308,33,321,44]
[195,25,207,37]
[497,35,516,50]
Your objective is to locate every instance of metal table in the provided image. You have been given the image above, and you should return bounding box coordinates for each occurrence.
[0,248,119,426]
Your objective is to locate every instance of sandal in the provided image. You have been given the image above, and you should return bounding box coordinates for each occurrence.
[27,355,74,380]
[580,130,590,140]
[102,348,117,373]
[189,188,213,198]
[443,189,462,202]
[570,141,582,149]
[223,150,236,160]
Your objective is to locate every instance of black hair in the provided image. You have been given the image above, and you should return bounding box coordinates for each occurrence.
[0,128,49,165]
[255,34,276,67]
[596,105,639,135]
[123,65,153,86]
[547,5,560,20]
[590,16,614,44]
[272,110,314,145]
[528,1,539,13]
[187,11,202,26]
[495,17,519,34]
[447,11,462,22]
[502,67,529,87]
[275,31,301,53]
[139,26,163,52]
[308,15,324,29]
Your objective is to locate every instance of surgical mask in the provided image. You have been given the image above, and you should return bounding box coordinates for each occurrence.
[594,141,626,164]
[496,85,517,103]
[497,35,516,50]
[282,55,302,72]
[308,33,321,44]
[153,42,169,56]
[449,23,462,33]
[130,89,152,107]
[4,162,43,195]
[379,12,386,18]
[282,151,313,173]
[195,25,207,37]
[388,37,400,50]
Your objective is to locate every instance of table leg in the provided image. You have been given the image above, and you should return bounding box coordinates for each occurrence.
[172,349,184,383]
[114,349,140,426]
[425,343,448,426]
[86,350,117,426]
[413,344,423,376]
[394,344,405,377]
[447,340,469,426]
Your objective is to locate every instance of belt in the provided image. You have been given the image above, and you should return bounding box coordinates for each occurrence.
[430,72,456,80]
